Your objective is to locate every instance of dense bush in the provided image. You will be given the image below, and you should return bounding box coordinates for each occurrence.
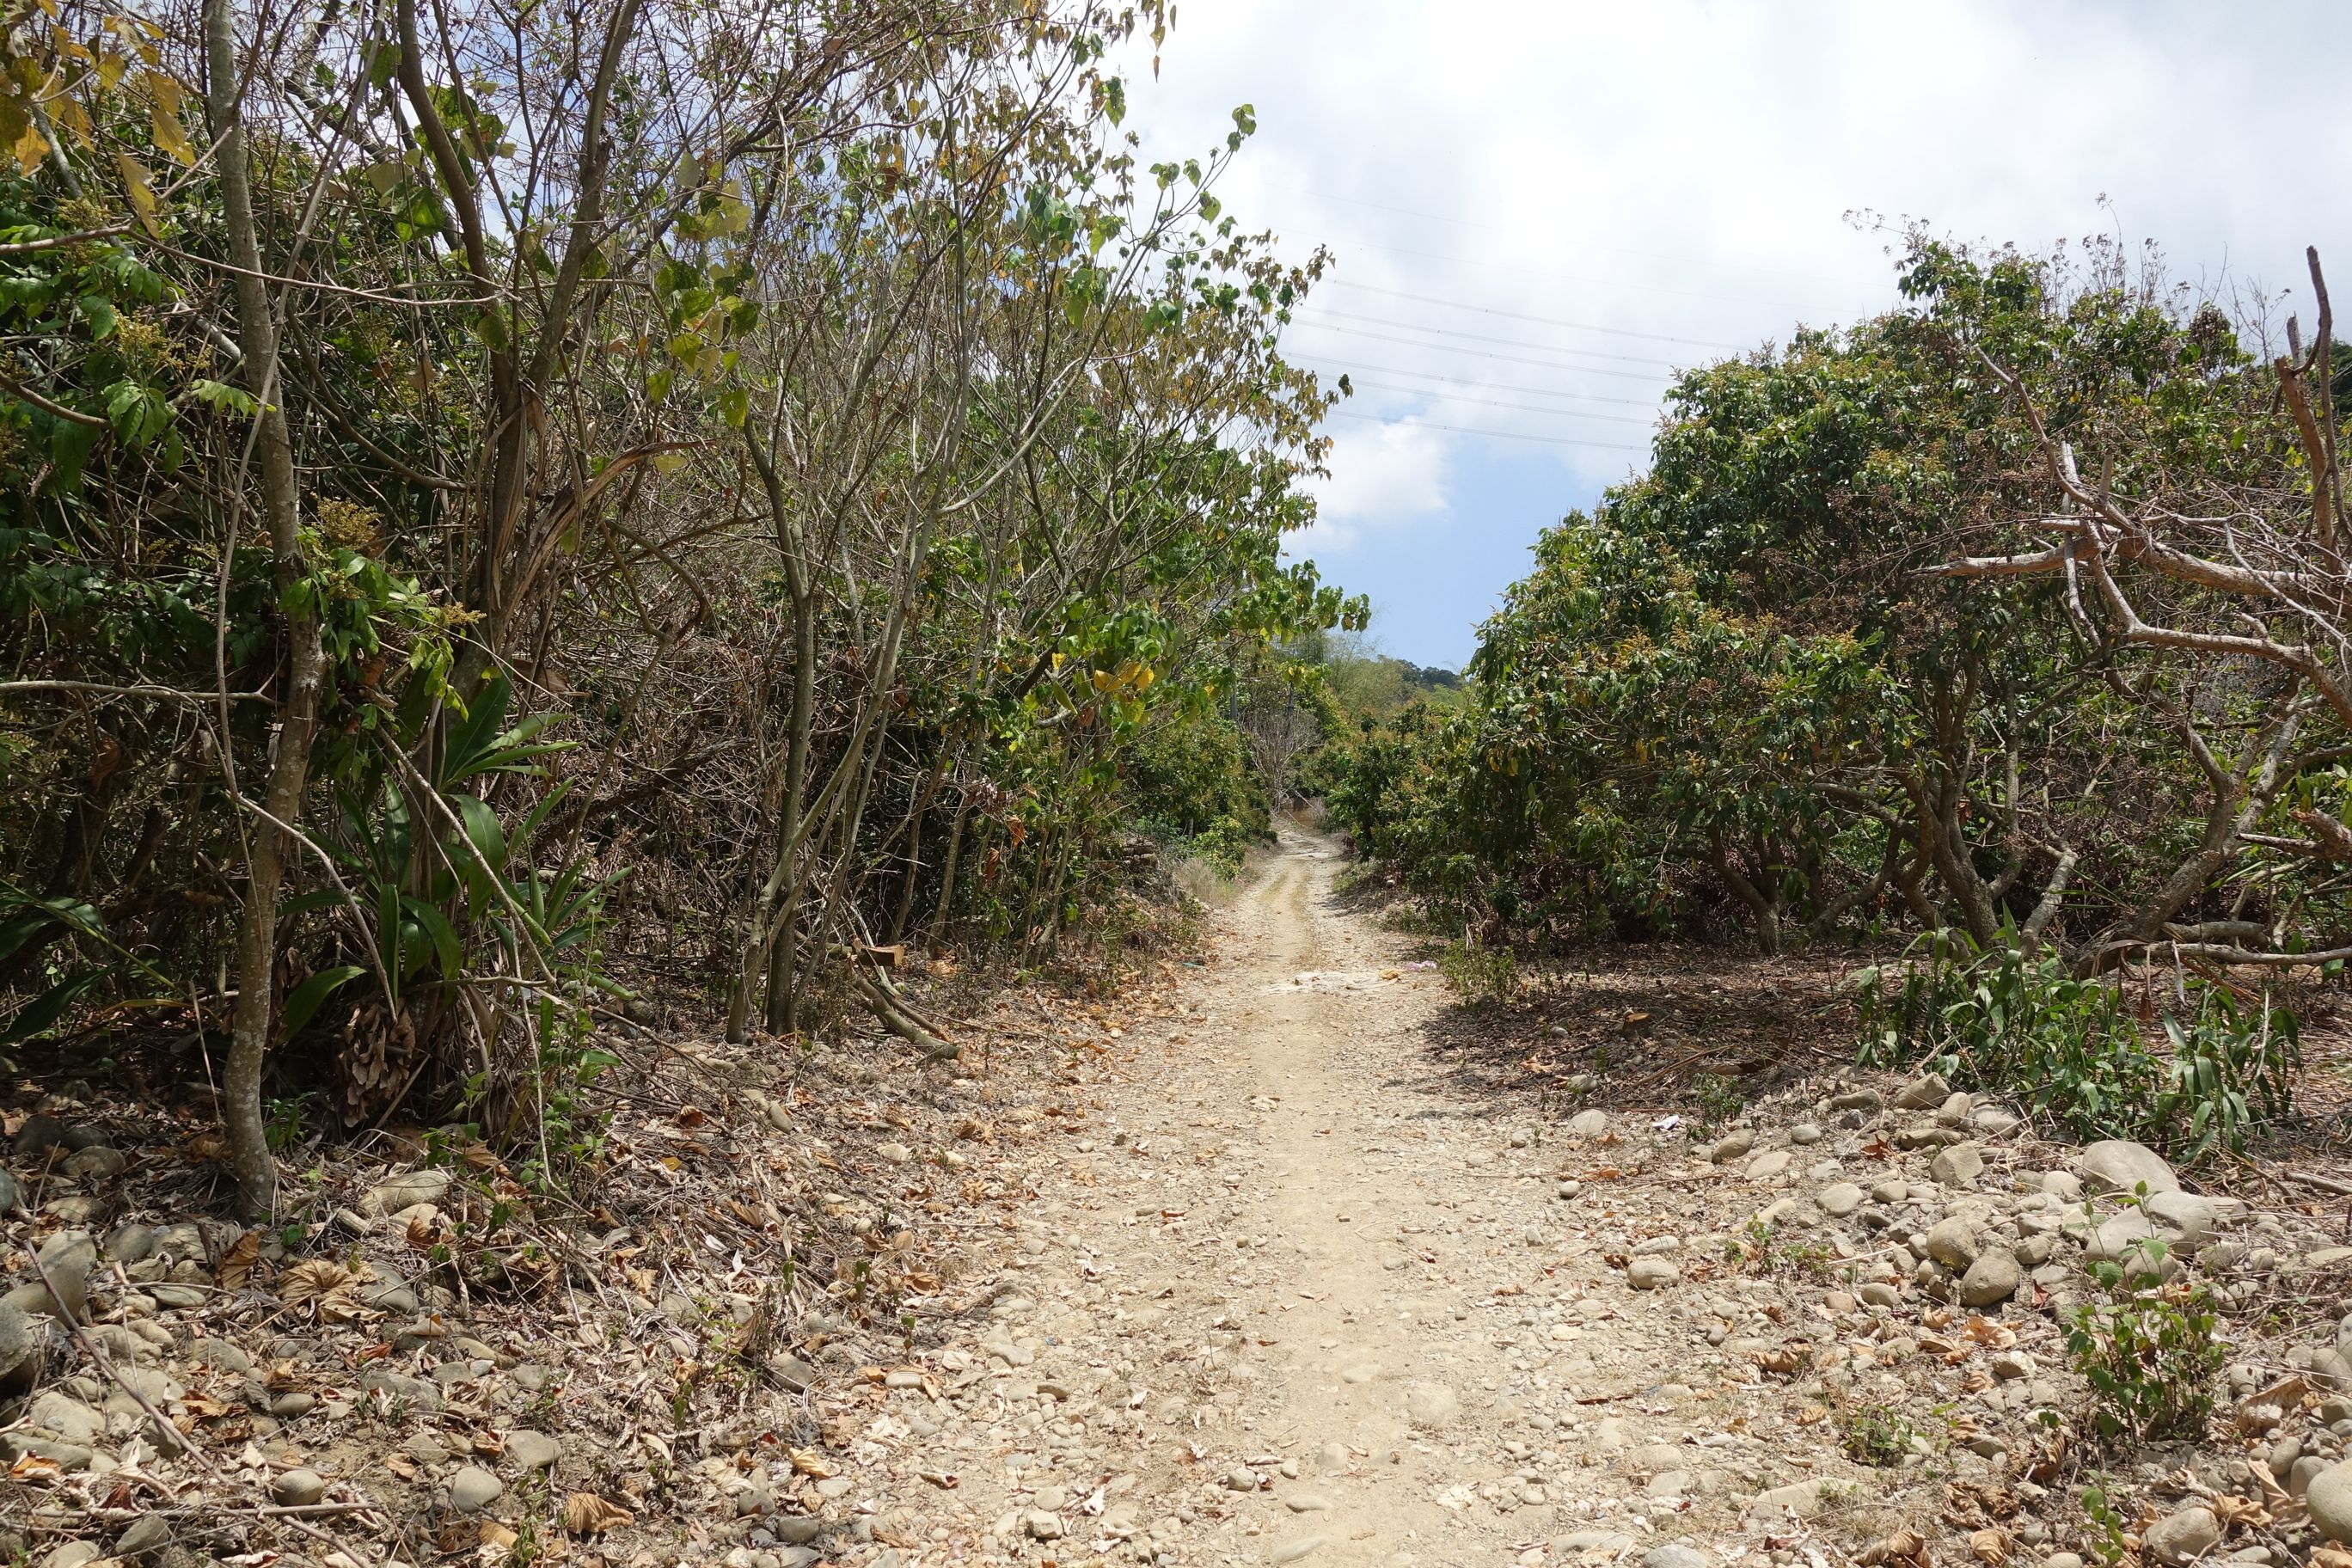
[1331,234,2352,982]
[1853,928,2297,1158]
[0,0,1363,1213]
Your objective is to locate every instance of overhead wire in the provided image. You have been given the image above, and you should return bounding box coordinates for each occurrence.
[1338,381,1655,426]
[1326,408,1645,452]
[1326,281,1754,352]
[1288,353,1663,410]
[1288,319,1680,383]
[1317,301,1702,364]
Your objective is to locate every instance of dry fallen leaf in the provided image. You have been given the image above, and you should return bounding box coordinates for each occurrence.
[1795,1404,1828,1425]
[1859,1530,1930,1568]
[2213,1493,2273,1529]
[279,1259,371,1321]
[1968,1528,2007,1566]
[562,1492,634,1535]
[217,1230,261,1291]
[787,1447,835,1479]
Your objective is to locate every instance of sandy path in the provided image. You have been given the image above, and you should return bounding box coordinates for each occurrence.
[843,828,2102,1568]
[1008,830,1663,1568]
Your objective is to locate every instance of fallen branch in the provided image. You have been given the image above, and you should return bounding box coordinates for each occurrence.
[849,966,959,1063]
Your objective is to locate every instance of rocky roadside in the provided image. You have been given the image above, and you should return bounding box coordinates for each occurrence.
[3,832,2350,1568]
[0,956,1224,1566]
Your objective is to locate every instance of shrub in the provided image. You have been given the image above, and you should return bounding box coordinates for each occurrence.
[1834,1400,1918,1467]
[1689,1070,1745,1132]
[1853,925,2296,1161]
[1730,1219,1834,1279]
[1438,940,1519,1009]
[2063,1239,2226,1449]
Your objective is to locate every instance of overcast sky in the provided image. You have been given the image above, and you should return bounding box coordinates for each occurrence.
[1118,0,2352,669]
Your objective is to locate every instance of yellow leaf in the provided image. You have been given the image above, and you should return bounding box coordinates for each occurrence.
[278,1258,352,1303]
[11,123,48,176]
[114,152,161,236]
[50,92,89,144]
[150,98,193,167]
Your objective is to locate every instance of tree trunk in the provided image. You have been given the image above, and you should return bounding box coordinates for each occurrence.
[1708,829,1783,956]
[209,0,324,1221]
[927,795,972,951]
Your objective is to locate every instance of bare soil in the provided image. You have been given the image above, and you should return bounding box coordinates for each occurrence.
[5,830,2345,1568]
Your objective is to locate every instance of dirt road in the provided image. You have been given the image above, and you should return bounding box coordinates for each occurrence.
[9,834,2317,1567]
[887,829,1883,1568]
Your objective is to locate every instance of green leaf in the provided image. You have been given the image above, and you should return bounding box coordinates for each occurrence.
[441,674,512,781]
[281,965,367,1037]
[1,968,111,1045]
[104,378,168,444]
[279,890,355,919]
[79,296,118,340]
[453,793,508,873]
[0,894,103,963]
[365,40,400,90]
[189,378,258,417]
[399,894,463,983]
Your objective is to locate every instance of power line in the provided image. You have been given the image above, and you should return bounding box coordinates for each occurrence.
[1334,236,1825,316]
[1329,281,1752,352]
[1342,380,1655,426]
[1307,308,1686,369]
[1313,194,1834,293]
[1325,408,1646,453]
[1289,353,1659,409]
[1289,319,1679,383]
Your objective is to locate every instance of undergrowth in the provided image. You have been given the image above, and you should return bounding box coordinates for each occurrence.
[1834,1400,1918,1467]
[2063,1238,2226,1449]
[1852,924,2295,1161]
[1439,940,1520,1009]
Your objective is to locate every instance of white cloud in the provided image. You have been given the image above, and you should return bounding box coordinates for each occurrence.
[1107,0,2352,660]
[1299,415,1449,551]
